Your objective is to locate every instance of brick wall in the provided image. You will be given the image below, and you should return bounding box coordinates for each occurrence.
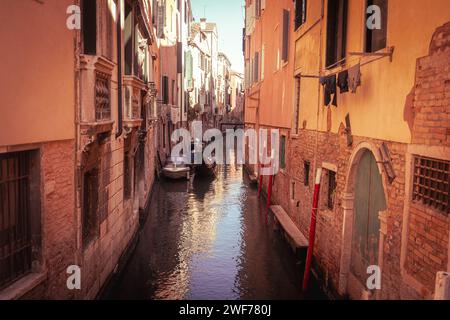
[412,22,450,147]
[80,133,140,299]
[403,21,450,295]
[20,140,77,299]
[254,125,410,299]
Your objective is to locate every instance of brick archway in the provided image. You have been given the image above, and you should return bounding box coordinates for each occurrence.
[338,142,389,299]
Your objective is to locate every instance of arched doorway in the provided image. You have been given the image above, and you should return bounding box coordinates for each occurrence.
[350,150,387,288]
[339,144,388,299]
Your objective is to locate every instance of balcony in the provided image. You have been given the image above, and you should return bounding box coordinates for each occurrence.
[79,55,115,125]
[123,75,146,130]
[79,55,115,150]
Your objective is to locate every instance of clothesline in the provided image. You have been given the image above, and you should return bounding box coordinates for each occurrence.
[298,46,395,79]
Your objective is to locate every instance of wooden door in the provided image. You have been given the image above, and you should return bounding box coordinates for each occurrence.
[350,150,386,285]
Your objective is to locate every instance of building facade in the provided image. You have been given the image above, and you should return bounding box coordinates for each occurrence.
[0,0,160,299]
[244,0,450,300]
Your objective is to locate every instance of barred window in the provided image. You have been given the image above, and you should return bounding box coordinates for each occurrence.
[412,156,449,214]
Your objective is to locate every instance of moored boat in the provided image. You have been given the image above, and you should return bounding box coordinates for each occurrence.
[162,157,191,180]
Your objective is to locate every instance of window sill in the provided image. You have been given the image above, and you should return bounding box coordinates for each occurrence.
[0,272,47,300]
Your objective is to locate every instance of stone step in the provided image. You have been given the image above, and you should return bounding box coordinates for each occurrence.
[270,205,309,249]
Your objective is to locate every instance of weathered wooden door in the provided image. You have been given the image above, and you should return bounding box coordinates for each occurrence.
[350,150,386,285]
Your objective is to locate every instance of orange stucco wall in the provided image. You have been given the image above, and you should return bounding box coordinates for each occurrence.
[0,0,75,147]
[245,0,295,130]
[294,0,450,144]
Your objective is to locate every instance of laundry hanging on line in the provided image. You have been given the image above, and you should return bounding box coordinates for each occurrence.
[320,75,337,107]
[337,70,349,93]
[348,63,362,93]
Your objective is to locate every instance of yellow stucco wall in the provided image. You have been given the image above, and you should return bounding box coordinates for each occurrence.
[0,0,75,147]
[294,0,450,143]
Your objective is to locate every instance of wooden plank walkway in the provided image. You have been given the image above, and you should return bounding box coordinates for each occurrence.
[270,205,309,249]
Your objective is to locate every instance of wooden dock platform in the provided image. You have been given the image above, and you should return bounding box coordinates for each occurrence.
[270,205,309,250]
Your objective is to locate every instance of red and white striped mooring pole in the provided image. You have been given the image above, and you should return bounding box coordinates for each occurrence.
[302,168,322,293]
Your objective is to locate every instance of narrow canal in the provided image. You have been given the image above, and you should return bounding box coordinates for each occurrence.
[106,162,325,300]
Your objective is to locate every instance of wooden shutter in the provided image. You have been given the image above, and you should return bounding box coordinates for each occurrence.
[282,9,290,62]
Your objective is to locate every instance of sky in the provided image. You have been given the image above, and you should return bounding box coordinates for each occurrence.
[190,0,245,73]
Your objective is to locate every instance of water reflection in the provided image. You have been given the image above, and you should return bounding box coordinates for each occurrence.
[108,161,322,300]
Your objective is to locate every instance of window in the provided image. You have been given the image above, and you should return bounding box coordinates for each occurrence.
[293,76,301,134]
[280,136,286,169]
[365,0,388,52]
[82,167,99,247]
[304,161,310,186]
[412,156,449,214]
[282,9,290,62]
[323,170,337,210]
[0,151,40,290]
[295,0,307,30]
[82,0,97,55]
[162,76,169,104]
[326,0,348,68]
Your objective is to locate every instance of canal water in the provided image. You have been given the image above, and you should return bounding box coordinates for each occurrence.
[106,162,325,300]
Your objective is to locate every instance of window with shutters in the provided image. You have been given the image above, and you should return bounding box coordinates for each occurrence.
[282,9,290,62]
[412,156,449,214]
[365,0,388,53]
[82,0,97,55]
[326,0,348,68]
[295,0,307,30]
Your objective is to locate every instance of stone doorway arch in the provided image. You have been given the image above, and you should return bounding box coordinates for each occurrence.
[338,142,389,299]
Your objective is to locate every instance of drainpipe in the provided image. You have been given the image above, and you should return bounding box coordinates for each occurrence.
[116,1,123,138]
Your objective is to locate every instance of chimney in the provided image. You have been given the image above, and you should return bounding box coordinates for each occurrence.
[200,18,206,30]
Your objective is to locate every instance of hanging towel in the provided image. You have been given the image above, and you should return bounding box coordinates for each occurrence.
[348,63,361,93]
[337,70,349,93]
[320,75,337,107]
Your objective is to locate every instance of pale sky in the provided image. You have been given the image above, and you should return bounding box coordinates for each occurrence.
[191,0,245,73]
